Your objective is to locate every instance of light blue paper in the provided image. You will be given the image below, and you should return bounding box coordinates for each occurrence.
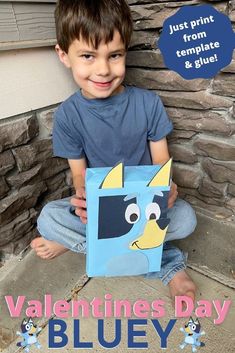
[85,164,171,277]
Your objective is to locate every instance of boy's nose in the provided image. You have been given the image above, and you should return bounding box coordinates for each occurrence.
[96,59,110,76]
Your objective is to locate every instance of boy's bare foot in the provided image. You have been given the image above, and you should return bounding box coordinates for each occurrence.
[168,270,196,303]
[30,237,68,259]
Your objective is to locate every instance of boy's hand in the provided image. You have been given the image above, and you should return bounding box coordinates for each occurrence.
[168,181,178,208]
[70,187,87,224]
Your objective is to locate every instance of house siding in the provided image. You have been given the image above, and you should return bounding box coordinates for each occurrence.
[0,1,56,50]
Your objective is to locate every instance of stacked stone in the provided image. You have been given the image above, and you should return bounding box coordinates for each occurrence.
[0,110,72,264]
[126,0,235,220]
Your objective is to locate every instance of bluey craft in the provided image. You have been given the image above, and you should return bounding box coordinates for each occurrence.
[85,159,172,277]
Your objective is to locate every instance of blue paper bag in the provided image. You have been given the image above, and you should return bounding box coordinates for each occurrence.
[85,159,172,277]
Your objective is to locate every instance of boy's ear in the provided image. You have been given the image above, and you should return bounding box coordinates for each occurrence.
[55,44,71,68]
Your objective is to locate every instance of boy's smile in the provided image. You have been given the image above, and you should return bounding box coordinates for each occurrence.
[56,31,126,99]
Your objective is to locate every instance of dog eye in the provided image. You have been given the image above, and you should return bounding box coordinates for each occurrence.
[145,203,161,220]
[191,324,196,330]
[26,324,30,330]
[125,203,140,224]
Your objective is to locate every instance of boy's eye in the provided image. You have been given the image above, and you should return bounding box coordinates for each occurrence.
[81,54,94,60]
[110,53,122,60]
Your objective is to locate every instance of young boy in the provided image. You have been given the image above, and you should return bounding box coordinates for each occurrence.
[31,0,197,301]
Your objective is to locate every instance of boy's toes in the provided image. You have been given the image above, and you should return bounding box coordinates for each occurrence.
[31,237,68,259]
[40,253,53,260]
[35,250,50,259]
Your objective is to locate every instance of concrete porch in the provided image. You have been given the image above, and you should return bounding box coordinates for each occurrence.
[1,210,234,353]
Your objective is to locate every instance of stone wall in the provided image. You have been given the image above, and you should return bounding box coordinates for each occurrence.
[0,108,72,264]
[126,0,235,220]
[0,0,235,264]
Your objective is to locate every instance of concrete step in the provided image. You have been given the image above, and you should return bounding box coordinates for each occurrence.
[3,266,235,353]
[1,247,235,353]
[0,250,88,350]
[175,210,235,288]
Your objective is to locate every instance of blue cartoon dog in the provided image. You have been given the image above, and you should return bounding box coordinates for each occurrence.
[86,160,172,277]
[180,317,205,352]
[16,318,42,352]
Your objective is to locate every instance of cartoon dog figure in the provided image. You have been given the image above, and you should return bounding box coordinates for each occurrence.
[16,318,42,352]
[180,317,205,352]
[86,160,172,276]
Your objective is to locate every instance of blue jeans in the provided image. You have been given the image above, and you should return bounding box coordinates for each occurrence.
[37,198,197,285]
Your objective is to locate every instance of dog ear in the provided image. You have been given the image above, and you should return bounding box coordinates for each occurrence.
[188,317,193,323]
[100,162,124,189]
[29,318,33,323]
[22,318,28,325]
[147,159,172,187]
[194,318,200,325]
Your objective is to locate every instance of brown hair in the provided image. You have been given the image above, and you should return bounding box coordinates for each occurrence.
[55,0,133,53]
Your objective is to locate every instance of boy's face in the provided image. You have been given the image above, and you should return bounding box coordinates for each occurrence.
[56,31,126,99]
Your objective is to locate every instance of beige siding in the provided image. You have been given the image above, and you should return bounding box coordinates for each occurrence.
[0,48,77,119]
[0,1,56,50]
[0,3,19,42]
[2,0,56,2]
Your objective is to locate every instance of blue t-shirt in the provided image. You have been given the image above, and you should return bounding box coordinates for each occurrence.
[53,86,173,167]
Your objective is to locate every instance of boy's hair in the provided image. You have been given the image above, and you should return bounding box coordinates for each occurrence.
[55,0,133,53]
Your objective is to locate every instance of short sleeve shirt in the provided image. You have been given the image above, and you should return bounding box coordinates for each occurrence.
[53,86,173,167]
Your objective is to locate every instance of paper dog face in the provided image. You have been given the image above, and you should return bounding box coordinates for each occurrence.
[98,160,171,250]
[86,159,172,276]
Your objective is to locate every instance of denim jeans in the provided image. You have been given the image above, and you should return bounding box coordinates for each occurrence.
[37,198,197,285]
